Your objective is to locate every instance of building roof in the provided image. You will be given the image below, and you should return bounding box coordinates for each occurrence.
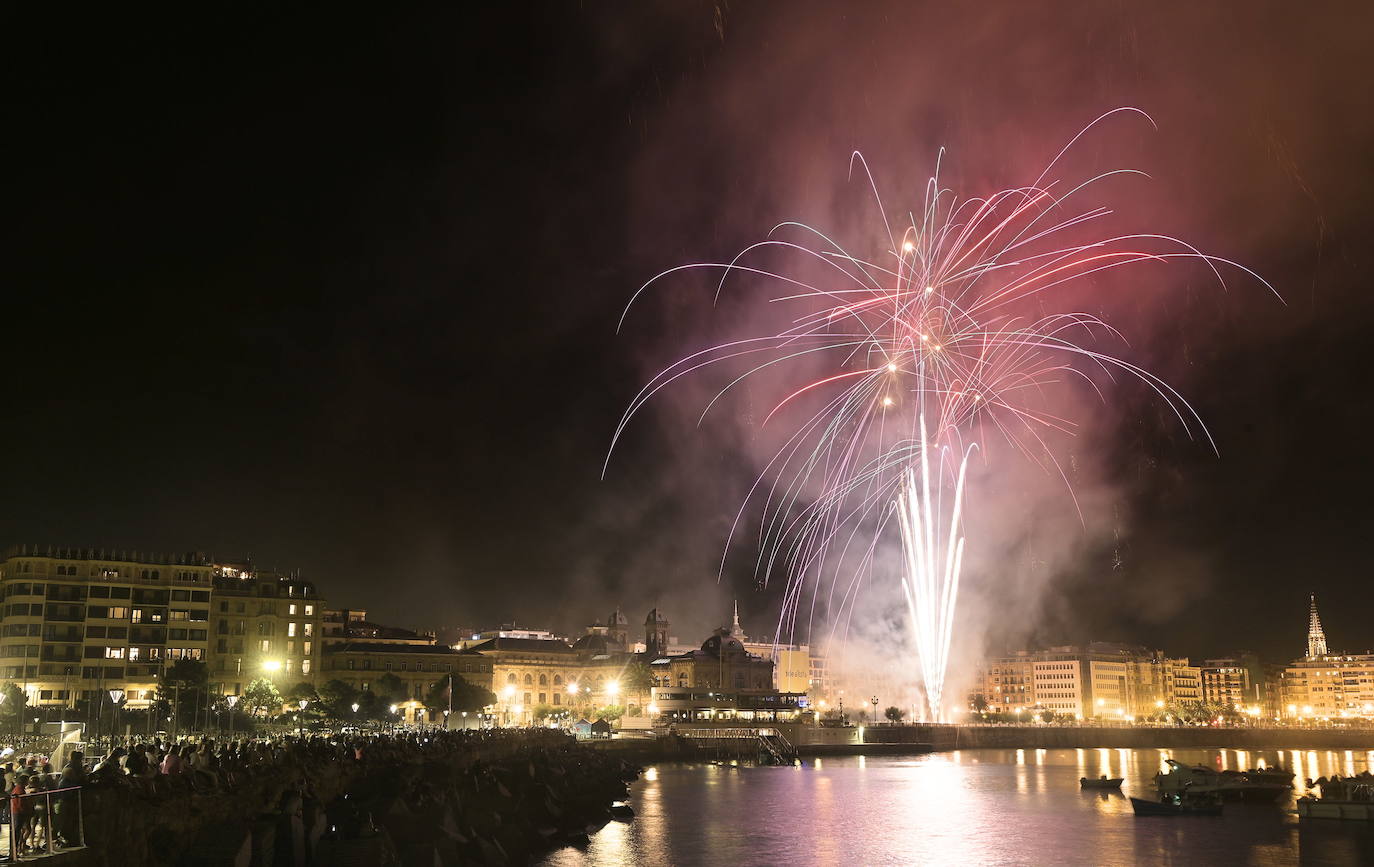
[324,641,470,656]
[466,636,575,654]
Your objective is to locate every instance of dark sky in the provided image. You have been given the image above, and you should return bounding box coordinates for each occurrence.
[8,3,1372,663]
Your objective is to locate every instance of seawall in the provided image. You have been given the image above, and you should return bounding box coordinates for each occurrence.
[844,724,1374,752]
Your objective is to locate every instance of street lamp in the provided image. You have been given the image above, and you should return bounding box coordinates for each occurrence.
[460,710,468,730]
[262,660,282,674]
[503,684,516,726]
[606,680,620,699]
[226,695,239,740]
[389,704,399,734]
[870,695,878,724]
[297,699,309,738]
[109,689,126,745]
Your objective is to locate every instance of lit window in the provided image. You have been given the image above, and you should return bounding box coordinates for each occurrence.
[259,639,271,653]
[288,604,298,615]
[304,605,314,616]
[301,659,311,675]
[288,622,297,637]
[303,641,312,655]
[303,623,313,637]
[104,647,124,659]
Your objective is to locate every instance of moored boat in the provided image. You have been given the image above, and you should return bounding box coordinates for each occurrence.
[1154,759,1289,802]
[1130,791,1223,817]
[1297,775,1374,821]
[1080,776,1124,790]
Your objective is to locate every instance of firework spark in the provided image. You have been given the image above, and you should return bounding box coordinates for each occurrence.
[609,108,1275,721]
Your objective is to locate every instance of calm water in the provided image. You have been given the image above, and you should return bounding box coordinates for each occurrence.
[542,747,1374,866]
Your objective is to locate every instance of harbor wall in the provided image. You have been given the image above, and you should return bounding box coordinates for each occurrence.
[868,724,1374,751]
[602,724,1373,760]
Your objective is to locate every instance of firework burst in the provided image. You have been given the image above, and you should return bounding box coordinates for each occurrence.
[609,108,1275,721]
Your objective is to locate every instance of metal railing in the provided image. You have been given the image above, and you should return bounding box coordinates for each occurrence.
[3,784,84,860]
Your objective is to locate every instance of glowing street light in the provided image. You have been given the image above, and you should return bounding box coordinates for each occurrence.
[567,682,580,695]
[262,660,282,673]
[606,680,620,698]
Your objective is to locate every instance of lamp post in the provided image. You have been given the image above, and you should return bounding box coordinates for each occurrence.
[226,694,239,741]
[109,689,126,746]
[502,685,515,727]
[460,710,468,731]
[297,699,309,739]
[871,695,878,725]
[389,704,399,735]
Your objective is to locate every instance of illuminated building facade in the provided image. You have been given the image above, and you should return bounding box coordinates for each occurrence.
[1280,597,1374,720]
[210,567,324,696]
[0,546,215,710]
[466,635,630,725]
[649,628,773,692]
[321,642,490,724]
[976,644,1204,719]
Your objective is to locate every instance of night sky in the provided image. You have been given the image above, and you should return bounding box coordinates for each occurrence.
[9,3,1372,663]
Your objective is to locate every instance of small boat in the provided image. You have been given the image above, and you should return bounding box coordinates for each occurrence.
[1297,777,1374,820]
[1080,776,1124,790]
[1131,791,1223,817]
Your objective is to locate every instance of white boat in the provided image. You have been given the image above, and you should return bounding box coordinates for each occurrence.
[1153,759,1288,803]
[1297,777,1374,820]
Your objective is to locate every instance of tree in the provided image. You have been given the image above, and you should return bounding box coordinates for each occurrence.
[594,704,625,721]
[0,683,27,735]
[969,694,990,714]
[620,660,656,710]
[1039,709,1055,724]
[884,706,905,723]
[423,673,496,717]
[374,673,407,706]
[287,681,319,704]
[242,678,282,718]
[318,679,359,721]
[157,658,209,733]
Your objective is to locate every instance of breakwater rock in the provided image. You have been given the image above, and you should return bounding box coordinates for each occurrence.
[60,732,640,867]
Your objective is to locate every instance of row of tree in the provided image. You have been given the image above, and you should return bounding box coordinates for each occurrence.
[1,662,499,732]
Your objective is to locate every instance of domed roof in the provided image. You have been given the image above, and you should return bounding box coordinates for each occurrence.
[700,628,746,658]
[572,633,610,653]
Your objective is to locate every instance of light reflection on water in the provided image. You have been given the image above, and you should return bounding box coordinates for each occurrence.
[541,748,1374,867]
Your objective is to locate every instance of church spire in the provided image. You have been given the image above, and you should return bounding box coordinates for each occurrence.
[731,600,746,642]
[1307,594,1328,659]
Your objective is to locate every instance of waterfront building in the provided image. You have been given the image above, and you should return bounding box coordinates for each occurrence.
[321,641,490,724]
[979,652,1035,715]
[322,608,436,647]
[210,566,325,696]
[1199,652,1270,714]
[649,628,774,691]
[1279,596,1374,720]
[976,643,1203,720]
[0,545,217,711]
[648,686,809,723]
[467,635,631,725]
[732,604,816,695]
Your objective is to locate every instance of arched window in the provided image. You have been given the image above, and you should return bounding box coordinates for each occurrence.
[524,673,533,685]
[507,673,517,684]
[553,674,563,686]
[539,674,547,685]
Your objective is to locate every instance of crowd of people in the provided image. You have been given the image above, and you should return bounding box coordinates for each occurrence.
[1,749,87,854]
[0,726,571,856]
